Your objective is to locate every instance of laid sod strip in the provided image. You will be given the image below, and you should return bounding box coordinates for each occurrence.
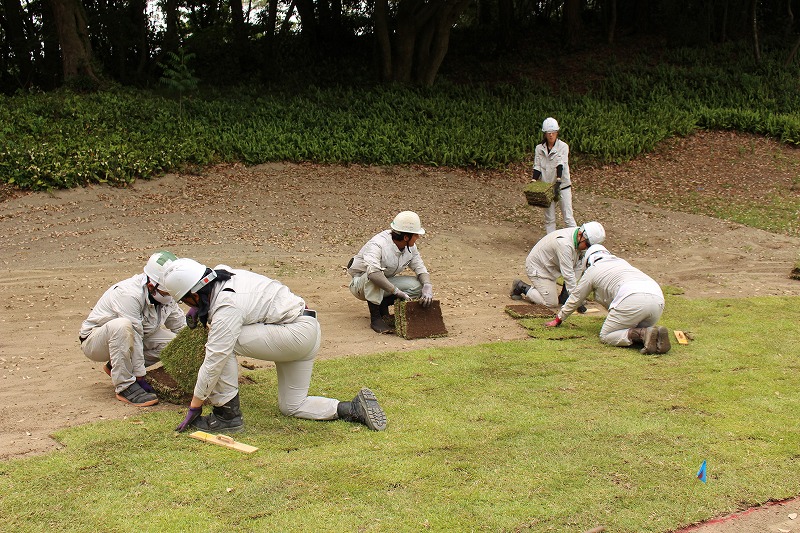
[504,303,553,319]
[395,300,448,339]
[523,180,555,207]
[2,296,799,532]
[154,326,208,396]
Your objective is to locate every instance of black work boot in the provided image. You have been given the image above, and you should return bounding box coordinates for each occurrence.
[379,295,396,327]
[191,393,244,433]
[628,328,647,345]
[116,382,158,407]
[368,302,393,334]
[337,388,387,431]
[510,279,531,300]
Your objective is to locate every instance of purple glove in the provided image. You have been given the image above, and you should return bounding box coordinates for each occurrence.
[175,406,202,432]
[186,307,199,329]
[136,376,155,393]
[545,316,562,328]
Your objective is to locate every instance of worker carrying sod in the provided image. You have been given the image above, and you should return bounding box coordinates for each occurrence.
[544,244,671,355]
[162,258,388,433]
[510,221,605,310]
[532,117,577,234]
[79,251,186,407]
[347,210,434,334]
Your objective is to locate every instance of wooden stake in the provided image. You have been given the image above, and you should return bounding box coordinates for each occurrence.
[188,431,258,453]
[674,330,689,345]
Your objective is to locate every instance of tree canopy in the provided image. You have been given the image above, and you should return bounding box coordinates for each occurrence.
[1,0,799,92]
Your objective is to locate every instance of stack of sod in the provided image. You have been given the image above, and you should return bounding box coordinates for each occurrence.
[504,303,553,319]
[523,181,555,207]
[395,300,448,339]
[148,326,208,404]
[792,258,800,280]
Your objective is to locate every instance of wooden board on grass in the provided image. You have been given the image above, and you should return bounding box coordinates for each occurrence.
[674,330,689,345]
[188,431,258,453]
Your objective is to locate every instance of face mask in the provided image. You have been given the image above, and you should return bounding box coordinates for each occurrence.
[151,290,173,305]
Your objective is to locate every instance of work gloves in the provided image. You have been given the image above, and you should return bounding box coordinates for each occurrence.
[186,307,199,329]
[545,316,562,328]
[553,179,562,202]
[420,283,434,307]
[393,287,411,301]
[176,406,202,432]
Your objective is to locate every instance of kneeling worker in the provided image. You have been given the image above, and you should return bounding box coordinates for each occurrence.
[163,258,388,433]
[545,244,671,355]
[347,211,434,334]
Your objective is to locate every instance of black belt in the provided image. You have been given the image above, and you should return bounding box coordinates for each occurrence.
[302,309,318,318]
[559,184,572,190]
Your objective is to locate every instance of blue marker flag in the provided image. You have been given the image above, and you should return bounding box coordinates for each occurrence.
[697,460,707,483]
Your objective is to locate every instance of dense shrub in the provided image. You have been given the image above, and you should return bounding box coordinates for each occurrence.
[2,49,799,190]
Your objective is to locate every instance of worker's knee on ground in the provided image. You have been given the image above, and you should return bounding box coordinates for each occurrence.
[278,400,302,417]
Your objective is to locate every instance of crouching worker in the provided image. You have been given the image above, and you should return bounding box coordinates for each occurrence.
[347,211,434,334]
[79,251,186,406]
[545,245,671,355]
[162,258,388,433]
[511,221,605,310]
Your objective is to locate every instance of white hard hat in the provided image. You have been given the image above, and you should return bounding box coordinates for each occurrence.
[143,251,178,285]
[584,244,610,268]
[390,211,425,235]
[162,258,217,300]
[579,221,606,246]
[541,117,560,132]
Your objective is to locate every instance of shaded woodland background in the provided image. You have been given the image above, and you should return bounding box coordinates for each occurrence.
[3,0,800,92]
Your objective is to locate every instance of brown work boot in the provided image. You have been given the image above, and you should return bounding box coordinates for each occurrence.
[627,328,647,344]
[640,327,660,355]
[368,302,394,334]
[656,326,671,354]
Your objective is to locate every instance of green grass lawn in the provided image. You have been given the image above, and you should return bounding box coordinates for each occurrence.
[1,295,799,532]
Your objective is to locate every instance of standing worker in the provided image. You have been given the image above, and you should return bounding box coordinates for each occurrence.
[79,251,186,406]
[545,244,671,355]
[532,117,576,234]
[347,211,434,334]
[510,221,605,310]
[163,258,388,433]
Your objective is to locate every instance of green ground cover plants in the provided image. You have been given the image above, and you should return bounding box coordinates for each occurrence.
[1,295,798,532]
[2,48,799,191]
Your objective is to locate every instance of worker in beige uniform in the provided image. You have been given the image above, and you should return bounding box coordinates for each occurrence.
[545,244,671,355]
[79,251,186,406]
[347,211,434,334]
[510,221,605,310]
[532,117,576,234]
[163,258,387,434]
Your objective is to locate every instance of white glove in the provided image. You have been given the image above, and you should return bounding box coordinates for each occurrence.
[393,287,411,301]
[420,283,433,307]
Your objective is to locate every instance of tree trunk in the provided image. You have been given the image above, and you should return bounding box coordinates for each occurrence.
[373,0,392,82]
[606,0,617,44]
[384,0,467,85]
[131,0,149,78]
[48,0,98,82]
[564,0,581,49]
[163,0,180,53]
[786,34,800,66]
[230,0,248,67]
[2,0,35,87]
[751,0,761,64]
[496,0,513,51]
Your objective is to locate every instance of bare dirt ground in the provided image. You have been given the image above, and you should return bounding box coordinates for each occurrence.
[1,131,799,531]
